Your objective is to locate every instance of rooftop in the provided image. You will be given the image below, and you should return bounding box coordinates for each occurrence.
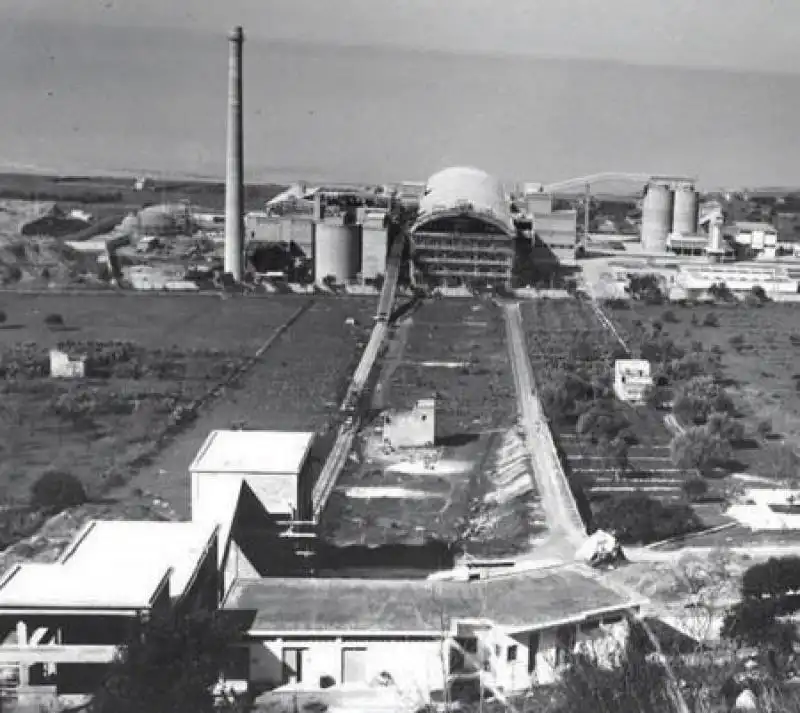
[0,520,217,611]
[223,566,643,634]
[190,430,315,475]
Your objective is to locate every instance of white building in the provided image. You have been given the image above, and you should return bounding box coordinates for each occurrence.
[0,521,219,700]
[191,430,315,522]
[675,264,799,297]
[613,360,653,404]
[732,221,779,259]
[49,348,87,379]
[222,566,644,702]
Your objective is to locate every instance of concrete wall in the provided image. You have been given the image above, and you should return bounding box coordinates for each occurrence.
[192,471,298,519]
[249,637,446,699]
[247,618,630,697]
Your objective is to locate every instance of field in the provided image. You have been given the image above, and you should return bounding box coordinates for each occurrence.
[520,298,716,522]
[0,294,376,557]
[606,301,800,479]
[321,298,546,560]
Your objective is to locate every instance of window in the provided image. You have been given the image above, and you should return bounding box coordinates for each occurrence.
[507,645,518,663]
[341,647,368,684]
[281,648,306,684]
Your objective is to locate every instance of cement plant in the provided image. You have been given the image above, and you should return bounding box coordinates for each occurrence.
[1,23,800,713]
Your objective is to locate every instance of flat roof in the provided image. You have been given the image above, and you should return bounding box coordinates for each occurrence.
[224,566,642,634]
[190,430,314,475]
[0,520,217,611]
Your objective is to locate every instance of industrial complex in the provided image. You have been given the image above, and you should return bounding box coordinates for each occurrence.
[3,20,800,713]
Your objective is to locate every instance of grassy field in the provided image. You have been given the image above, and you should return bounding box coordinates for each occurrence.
[321,298,544,559]
[607,301,800,478]
[0,294,378,557]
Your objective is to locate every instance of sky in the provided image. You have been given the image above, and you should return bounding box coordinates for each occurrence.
[1,0,799,188]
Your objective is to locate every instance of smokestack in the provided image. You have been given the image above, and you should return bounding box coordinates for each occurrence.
[224,26,245,281]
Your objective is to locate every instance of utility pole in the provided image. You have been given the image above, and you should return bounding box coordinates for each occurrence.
[583,182,591,241]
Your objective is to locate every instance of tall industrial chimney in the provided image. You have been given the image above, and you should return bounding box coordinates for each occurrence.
[224,26,245,281]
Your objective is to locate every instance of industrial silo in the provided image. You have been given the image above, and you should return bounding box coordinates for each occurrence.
[314,223,361,283]
[361,211,389,280]
[641,182,673,252]
[672,184,699,235]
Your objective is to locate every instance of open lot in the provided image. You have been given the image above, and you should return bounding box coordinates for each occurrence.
[0,294,376,557]
[607,301,800,478]
[322,299,545,559]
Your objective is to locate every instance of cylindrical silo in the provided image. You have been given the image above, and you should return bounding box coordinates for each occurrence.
[672,184,699,235]
[641,182,673,253]
[314,223,361,284]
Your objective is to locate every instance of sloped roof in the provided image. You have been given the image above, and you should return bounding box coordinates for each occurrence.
[224,565,644,634]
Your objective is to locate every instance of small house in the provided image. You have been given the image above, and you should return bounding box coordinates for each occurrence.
[613,360,652,404]
[49,348,87,379]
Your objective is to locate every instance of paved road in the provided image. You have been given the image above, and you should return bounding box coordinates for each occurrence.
[503,302,587,559]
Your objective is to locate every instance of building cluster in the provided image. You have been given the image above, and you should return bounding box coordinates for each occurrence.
[0,420,645,707]
[243,187,391,285]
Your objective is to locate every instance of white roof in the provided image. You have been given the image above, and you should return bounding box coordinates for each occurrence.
[416,167,514,235]
[0,520,217,610]
[190,430,314,475]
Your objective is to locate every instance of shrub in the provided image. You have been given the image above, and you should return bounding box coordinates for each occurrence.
[729,334,746,348]
[670,426,733,476]
[673,375,734,425]
[591,493,702,545]
[702,312,719,327]
[0,310,6,324]
[30,471,87,511]
[682,477,709,501]
[44,313,64,327]
[661,309,679,324]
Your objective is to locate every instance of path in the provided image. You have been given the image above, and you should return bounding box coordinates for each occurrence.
[502,301,587,559]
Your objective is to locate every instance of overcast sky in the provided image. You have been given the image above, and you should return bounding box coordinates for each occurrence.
[4,0,800,74]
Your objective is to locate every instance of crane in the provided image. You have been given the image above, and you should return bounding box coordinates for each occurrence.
[532,172,697,238]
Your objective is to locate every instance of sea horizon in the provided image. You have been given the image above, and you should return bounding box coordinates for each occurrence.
[2,20,800,190]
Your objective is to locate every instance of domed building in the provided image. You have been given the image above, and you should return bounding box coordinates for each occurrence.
[409,167,516,289]
[133,203,192,236]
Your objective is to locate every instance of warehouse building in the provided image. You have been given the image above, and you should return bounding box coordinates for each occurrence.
[409,167,517,289]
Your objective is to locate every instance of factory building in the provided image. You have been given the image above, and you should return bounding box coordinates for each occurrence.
[731,221,779,260]
[359,209,389,281]
[409,167,516,289]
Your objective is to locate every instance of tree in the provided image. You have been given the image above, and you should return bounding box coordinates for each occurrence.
[93,609,245,713]
[591,493,702,545]
[673,376,734,426]
[576,399,638,478]
[682,477,709,501]
[30,470,87,511]
[760,444,800,485]
[0,310,6,325]
[373,273,385,292]
[670,426,733,476]
[708,282,734,303]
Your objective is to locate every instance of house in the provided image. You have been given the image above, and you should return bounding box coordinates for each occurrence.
[0,520,219,701]
[49,348,87,379]
[383,398,436,449]
[221,566,645,702]
[613,360,653,404]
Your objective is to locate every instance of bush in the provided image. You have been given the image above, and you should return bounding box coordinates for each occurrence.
[673,375,734,425]
[0,310,6,324]
[661,309,679,324]
[682,477,709,501]
[29,471,87,511]
[44,313,64,327]
[702,312,719,327]
[591,493,702,545]
[670,426,733,476]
